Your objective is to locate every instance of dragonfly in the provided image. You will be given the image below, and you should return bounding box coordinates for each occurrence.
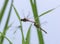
[20,16,47,34]
[34,22,47,34]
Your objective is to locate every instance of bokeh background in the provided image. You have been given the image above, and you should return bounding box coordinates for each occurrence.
[0,0,60,44]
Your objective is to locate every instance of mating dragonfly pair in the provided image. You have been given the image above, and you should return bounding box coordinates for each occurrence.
[20,16,47,34]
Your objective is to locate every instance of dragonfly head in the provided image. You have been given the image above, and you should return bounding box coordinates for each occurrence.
[21,18,29,22]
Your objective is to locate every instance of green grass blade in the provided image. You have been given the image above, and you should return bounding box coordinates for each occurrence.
[25,24,32,44]
[30,0,44,44]
[12,4,25,44]
[35,8,55,20]
[5,37,12,44]
[0,0,13,44]
[0,12,1,24]
[38,5,60,17]
[0,32,12,44]
[39,8,55,17]
[12,5,21,21]
[0,11,1,17]
[0,0,9,22]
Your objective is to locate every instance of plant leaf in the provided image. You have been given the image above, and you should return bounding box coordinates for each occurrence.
[12,5,21,21]
[5,37,12,44]
[0,0,13,43]
[30,0,44,44]
[12,4,25,44]
[0,32,12,44]
[25,24,32,44]
[39,8,55,17]
[39,5,60,17]
[0,0,9,22]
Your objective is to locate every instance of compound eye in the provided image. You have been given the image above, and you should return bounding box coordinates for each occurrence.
[21,19,23,21]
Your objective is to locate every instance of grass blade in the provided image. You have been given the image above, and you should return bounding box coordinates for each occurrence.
[35,8,55,20]
[30,0,44,44]
[5,37,12,44]
[38,5,60,17]
[25,24,32,44]
[12,4,25,44]
[39,8,55,17]
[0,32,12,44]
[12,5,21,21]
[0,0,13,44]
[0,0,9,22]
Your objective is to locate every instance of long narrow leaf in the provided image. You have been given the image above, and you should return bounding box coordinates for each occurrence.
[25,24,32,44]
[5,37,12,44]
[39,5,60,17]
[12,5,21,21]
[39,8,55,17]
[0,32,12,44]
[35,8,55,20]
[30,0,44,44]
[12,4,25,44]
[0,0,13,44]
[0,0,9,22]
